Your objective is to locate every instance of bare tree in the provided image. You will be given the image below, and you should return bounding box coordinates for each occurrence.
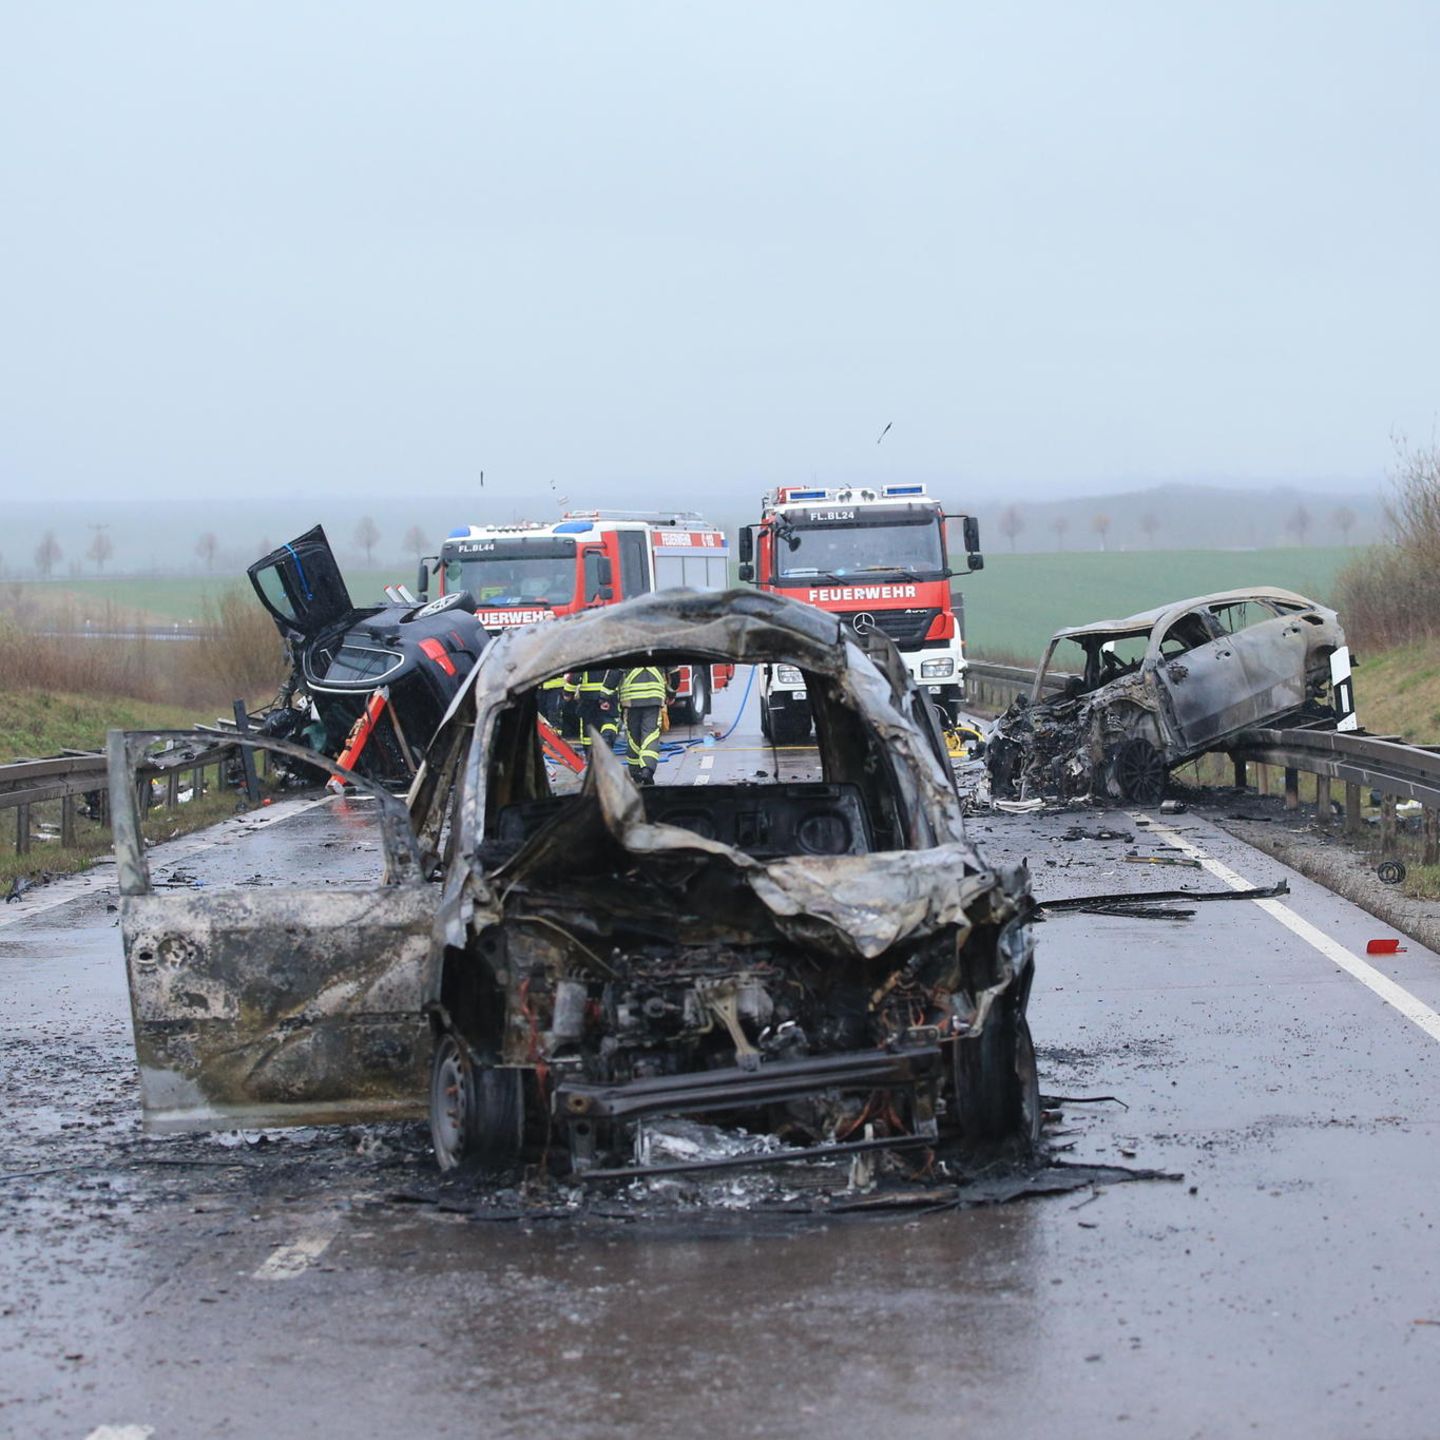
[402,524,427,559]
[1139,512,1160,547]
[354,515,381,565]
[33,531,62,580]
[997,505,1024,552]
[85,529,115,575]
[1332,505,1356,545]
[1285,504,1312,546]
[1091,513,1112,551]
[195,532,219,571]
[1051,515,1069,551]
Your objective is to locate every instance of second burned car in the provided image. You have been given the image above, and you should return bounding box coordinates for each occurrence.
[111,589,1041,1180]
[987,587,1354,805]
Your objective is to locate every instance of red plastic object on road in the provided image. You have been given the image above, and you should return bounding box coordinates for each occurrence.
[1366,938,1407,955]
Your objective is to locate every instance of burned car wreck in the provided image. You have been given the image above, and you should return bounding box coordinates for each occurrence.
[987,588,1354,805]
[249,525,490,783]
[111,589,1038,1181]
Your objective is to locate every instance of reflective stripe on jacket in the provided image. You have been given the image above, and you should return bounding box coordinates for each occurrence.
[619,666,667,705]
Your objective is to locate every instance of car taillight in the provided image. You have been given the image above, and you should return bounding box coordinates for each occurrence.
[419,638,457,676]
[926,611,955,641]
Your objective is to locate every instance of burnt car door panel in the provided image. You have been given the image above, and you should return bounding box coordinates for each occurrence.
[109,731,434,1132]
[1211,601,1310,728]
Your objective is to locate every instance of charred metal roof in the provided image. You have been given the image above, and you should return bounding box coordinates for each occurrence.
[1048,587,1326,643]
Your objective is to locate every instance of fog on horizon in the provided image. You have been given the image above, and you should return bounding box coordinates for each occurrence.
[2,1,1437,512]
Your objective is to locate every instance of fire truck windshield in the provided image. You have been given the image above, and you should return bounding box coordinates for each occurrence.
[775,512,945,582]
[443,539,576,606]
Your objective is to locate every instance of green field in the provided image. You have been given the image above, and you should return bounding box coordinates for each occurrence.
[9,568,407,625]
[957,546,1352,662]
[15,548,1354,665]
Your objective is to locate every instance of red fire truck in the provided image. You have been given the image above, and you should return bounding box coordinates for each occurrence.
[420,511,733,720]
[737,483,983,742]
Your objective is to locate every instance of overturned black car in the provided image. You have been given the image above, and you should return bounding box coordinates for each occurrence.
[248,525,490,782]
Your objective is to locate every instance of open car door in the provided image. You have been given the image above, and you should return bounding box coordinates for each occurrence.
[248,524,355,638]
[109,731,434,1133]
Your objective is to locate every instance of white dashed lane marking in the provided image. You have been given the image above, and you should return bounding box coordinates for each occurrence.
[253,1219,341,1280]
[1136,813,1440,1046]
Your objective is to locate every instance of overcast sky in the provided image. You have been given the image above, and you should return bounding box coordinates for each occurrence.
[2,1,1436,509]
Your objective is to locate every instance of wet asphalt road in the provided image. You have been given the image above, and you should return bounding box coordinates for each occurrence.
[4,676,1440,1439]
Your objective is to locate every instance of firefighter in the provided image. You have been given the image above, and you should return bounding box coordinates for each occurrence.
[537,673,568,729]
[575,669,621,757]
[559,672,583,743]
[619,664,669,785]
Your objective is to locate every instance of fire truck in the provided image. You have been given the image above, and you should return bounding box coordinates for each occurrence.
[737,483,983,742]
[419,511,733,721]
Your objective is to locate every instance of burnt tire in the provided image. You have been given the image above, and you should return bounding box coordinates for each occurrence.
[1113,737,1167,806]
[954,1004,1041,1147]
[429,1035,525,1171]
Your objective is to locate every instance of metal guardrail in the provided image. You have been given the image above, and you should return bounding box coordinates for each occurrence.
[965,656,1439,862]
[965,659,1073,713]
[1,735,261,858]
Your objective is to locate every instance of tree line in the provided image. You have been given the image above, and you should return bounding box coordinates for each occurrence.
[23,517,436,580]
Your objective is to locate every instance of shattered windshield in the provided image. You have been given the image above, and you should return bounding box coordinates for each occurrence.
[776,513,944,581]
[444,540,576,606]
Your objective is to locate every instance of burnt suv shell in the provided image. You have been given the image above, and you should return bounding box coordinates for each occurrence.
[987,587,1352,805]
[110,589,1039,1180]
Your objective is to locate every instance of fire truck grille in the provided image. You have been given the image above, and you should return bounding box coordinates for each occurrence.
[836,608,938,647]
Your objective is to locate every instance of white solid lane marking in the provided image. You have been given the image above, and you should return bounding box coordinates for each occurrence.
[84,1428,154,1440]
[253,1220,341,1280]
[1135,813,1440,1045]
[692,774,711,786]
[700,754,714,770]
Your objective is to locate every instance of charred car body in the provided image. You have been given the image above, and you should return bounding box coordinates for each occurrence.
[111,589,1040,1179]
[987,588,1354,805]
[248,526,490,782]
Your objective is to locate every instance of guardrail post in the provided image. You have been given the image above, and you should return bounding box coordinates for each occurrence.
[166,769,179,808]
[1345,782,1362,836]
[1380,794,1398,858]
[61,793,76,847]
[232,701,261,805]
[16,803,31,856]
[1284,767,1300,811]
[1425,808,1439,868]
[1315,775,1331,828]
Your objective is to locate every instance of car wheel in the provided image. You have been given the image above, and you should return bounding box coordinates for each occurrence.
[759,696,773,740]
[429,1034,525,1171]
[683,667,709,724]
[1113,737,1167,806]
[954,1000,1040,1146]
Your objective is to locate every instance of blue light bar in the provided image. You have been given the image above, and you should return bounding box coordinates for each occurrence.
[447,527,471,538]
[788,489,827,501]
[883,485,925,496]
[553,520,593,534]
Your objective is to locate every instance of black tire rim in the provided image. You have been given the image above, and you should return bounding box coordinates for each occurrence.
[1115,738,1167,805]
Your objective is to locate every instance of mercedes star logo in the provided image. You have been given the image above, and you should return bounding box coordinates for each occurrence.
[851,612,875,634]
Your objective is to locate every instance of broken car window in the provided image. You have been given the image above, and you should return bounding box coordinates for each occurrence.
[1209,600,1277,634]
[1158,611,1215,659]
